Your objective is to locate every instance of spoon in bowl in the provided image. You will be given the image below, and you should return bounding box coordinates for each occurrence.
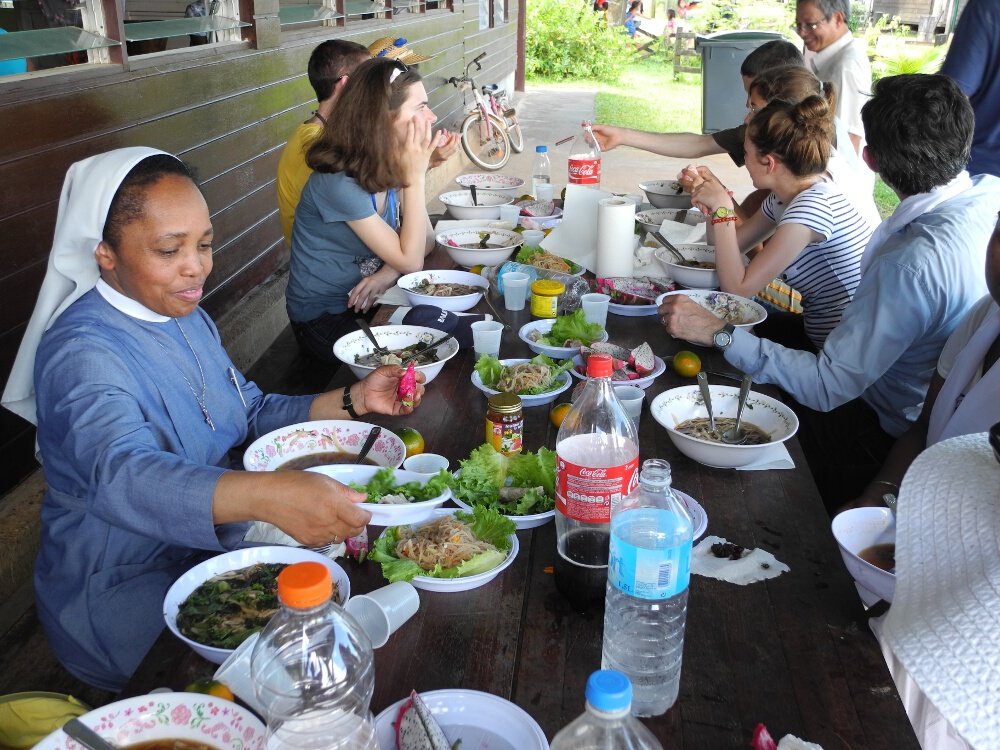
[469,184,479,206]
[696,371,715,434]
[651,231,686,264]
[722,375,753,444]
[357,319,390,359]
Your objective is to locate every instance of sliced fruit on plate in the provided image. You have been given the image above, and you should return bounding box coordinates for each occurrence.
[396,690,451,750]
[629,342,655,376]
[515,198,555,217]
[579,342,656,381]
[592,276,675,305]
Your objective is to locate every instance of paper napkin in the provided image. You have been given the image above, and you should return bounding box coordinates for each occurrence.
[691,535,789,585]
[735,442,795,471]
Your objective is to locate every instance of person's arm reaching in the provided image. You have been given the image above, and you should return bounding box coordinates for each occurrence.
[591,124,724,158]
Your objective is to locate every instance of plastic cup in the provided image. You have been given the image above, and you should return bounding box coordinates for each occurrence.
[535,183,555,203]
[613,385,645,427]
[502,271,531,311]
[498,203,522,229]
[471,320,504,358]
[580,292,610,329]
[343,582,420,648]
[521,229,545,248]
[402,453,449,475]
[213,632,264,714]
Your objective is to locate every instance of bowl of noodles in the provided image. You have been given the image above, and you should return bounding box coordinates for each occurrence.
[650,385,799,468]
[332,324,460,382]
[656,290,767,329]
[396,269,488,312]
[471,356,574,407]
[514,246,585,276]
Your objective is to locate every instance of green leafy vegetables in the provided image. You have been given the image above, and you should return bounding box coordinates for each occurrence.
[474,353,573,395]
[451,443,556,516]
[535,309,603,347]
[349,467,452,504]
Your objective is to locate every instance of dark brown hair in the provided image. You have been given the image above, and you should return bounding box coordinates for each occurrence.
[307,39,369,102]
[746,95,835,177]
[749,64,837,114]
[306,58,424,193]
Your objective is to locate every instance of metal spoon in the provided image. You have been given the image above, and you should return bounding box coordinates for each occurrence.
[63,719,118,750]
[356,425,382,463]
[696,371,715,433]
[651,230,686,264]
[357,319,390,358]
[722,374,753,444]
[469,184,478,206]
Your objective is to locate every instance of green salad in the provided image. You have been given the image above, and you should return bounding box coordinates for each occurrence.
[515,245,582,274]
[349,467,452,505]
[370,506,516,583]
[532,309,603,347]
[450,443,556,516]
[475,353,573,396]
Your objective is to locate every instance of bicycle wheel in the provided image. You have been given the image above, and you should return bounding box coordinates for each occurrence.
[460,112,511,170]
[500,99,524,153]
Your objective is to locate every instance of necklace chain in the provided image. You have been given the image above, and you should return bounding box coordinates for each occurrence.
[152,320,216,431]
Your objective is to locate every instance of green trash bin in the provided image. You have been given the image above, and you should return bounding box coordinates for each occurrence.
[695,30,785,133]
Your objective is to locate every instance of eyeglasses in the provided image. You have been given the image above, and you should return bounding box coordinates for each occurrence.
[793,17,827,32]
[388,59,408,85]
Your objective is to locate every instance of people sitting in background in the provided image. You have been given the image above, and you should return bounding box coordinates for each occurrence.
[0,148,425,690]
[286,59,445,364]
[657,74,1000,509]
[685,94,874,352]
[666,8,677,34]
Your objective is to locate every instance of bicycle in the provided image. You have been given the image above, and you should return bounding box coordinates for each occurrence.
[449,53,522,170]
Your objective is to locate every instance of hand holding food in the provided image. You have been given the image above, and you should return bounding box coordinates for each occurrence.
[361,364,426,416]
[261,470,372,547]
[658,294,726,346]
[676,164,703,194]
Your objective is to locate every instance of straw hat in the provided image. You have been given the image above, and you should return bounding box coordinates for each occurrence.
[367,36,431,64]
[881,431,1000,748]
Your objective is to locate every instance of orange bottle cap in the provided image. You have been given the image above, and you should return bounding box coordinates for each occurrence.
[277,561,333,608]
[587,353,613,378]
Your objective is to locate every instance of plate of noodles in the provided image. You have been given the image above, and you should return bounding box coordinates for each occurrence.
[369,507,519,592]
[471,356,573,407]
[514,246,585,276]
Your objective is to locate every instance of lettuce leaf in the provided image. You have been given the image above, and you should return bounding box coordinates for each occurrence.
[451,444,556,515]
[350,467,451,504]
[475,353,572,395]
[474,353,506,388]
[542,309,603,346]
[508,446,556,497]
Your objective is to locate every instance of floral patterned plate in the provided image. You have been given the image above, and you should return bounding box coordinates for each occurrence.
[242,420,406,471]
[34,693,265,750]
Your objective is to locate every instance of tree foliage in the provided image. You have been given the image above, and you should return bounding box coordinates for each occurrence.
[525,0,632,81]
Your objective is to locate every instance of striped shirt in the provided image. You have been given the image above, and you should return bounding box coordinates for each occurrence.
[762,181,874,348]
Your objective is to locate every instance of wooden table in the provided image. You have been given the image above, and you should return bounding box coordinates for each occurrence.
[125,271,919,748]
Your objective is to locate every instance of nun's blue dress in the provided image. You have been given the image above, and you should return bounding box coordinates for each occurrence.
[33,283,314,690]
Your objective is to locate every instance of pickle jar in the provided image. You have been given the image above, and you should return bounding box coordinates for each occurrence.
[530,279,565,318]
[485,392,524,456]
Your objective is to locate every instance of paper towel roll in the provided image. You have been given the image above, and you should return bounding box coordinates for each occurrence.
[596,198,636,278]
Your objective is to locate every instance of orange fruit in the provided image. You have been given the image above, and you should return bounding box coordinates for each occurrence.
[395,427,425,458]
[185,679,235,701]
[549,402,572,428]
[469,264,485,276]
[672,350,702,378]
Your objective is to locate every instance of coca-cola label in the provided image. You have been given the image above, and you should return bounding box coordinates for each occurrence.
[556,455,639,522]
[568,158,601,185]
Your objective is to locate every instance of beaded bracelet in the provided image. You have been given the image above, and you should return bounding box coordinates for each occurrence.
[342,385,360,419]
[711,215,737,226]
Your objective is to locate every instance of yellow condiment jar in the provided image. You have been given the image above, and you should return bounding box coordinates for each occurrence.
[485,392,524,455]
[530,279,565,318]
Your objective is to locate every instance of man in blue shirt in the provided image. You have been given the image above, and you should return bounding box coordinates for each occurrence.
[658,74,1000,509]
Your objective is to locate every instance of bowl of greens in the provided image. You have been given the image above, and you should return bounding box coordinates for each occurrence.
[163,546,350,664]
[306,465,452,526]
[472,354,573,407]
[514,246,585,276]
[518,310,608,360]
[449,443,556,529]
[370,507,518,592]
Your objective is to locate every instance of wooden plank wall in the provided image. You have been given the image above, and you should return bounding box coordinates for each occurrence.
[0,4,517,495]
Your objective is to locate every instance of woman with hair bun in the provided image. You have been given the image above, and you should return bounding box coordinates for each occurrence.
[688,95,875,350]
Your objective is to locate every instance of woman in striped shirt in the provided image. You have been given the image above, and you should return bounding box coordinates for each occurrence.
[689,95,875,350]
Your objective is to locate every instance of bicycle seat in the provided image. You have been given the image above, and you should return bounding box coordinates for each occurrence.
[481,83,500,94]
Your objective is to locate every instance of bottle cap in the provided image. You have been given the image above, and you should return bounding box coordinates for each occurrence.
[277,561,333,608]
[531,280,564,296]
[586,353,613,378]
[536,145,548,153]
[585,670,632,712]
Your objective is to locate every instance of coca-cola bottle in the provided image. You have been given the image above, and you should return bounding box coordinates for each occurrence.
[554,354,639,610]
[568,122,602,187]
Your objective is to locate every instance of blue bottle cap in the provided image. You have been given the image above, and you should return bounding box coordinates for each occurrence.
[536,145,548,153]
[585,670,632,712]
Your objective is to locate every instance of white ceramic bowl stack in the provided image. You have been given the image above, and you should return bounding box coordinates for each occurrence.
[831,506,897,603]
[397,269,489,312]
[243,419,406,470]
[332,324,460,382]
[638,180,693,209]
[436,227,523,268]
[653,244,720,288]
[439,189,513,220]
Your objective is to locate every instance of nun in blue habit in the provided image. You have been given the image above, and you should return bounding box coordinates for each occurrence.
[1,148,424,690]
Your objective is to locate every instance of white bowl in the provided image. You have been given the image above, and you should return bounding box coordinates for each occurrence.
[307,465,451,526]
[455,173,526,196]
[471,357,573,407]
[378,509,519,592]
[243,419,405,471]
[518,318,609,360]
[635,207,705,234]
[451,495,554,530]
[639,180,693,209]
[569,353,666,389]
[439,189,513,220]
[163,546,351,664]
[436,227,523,268]
[396,269,488,312]
[34,693,266,750]
[831,507,896,603]
[332,324,460,382]
[656,289,767,329]
[650,385,799,469]
[654,243,719,289]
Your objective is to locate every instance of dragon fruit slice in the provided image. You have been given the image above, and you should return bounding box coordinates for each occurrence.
[629,342,655,376]
[397,361,416,409]
[751,724,778,750]
[395,690,452,750]
[344,527,368,563]
[588,342,631,361]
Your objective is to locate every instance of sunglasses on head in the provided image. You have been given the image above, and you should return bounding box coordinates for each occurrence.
[388,59,408,85]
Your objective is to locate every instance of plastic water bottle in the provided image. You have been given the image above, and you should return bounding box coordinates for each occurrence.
[251,562,377,749]
[550,670,662,750]
[555,354,639,610]
[602,458,693,716]
[480,261,590,313]
[568,122,601,187]
[531,145,551,198]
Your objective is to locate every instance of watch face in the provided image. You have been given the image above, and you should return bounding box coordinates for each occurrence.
[714,328,733,348]
[713,206,730,219]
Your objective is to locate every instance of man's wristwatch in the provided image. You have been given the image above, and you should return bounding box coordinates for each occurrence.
[713,323,736,349]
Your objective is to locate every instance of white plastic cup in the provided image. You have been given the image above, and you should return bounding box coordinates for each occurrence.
[214,632,264,714]
[471,320,504,358]
[343,582,420,648]
[502,271,531,311]
[535,183,555,203]
[613,385,645,427]
[521,229,545,247]
[402,453,449,475]
[580,292,611,329]
[498,203,522,229]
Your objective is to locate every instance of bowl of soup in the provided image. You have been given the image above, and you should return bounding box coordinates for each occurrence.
[331,325,461,383]
[650,385,799,468]
[653,244,720,289]
[33,692,266,750]
[243,419,406,471]
[638,180,693,210]
[831,506,896,603]
[436,227,523,268]
[396,269,489,312]
[439,189,513,220]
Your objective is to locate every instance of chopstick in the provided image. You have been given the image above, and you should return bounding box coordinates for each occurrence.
[555,135,575,147]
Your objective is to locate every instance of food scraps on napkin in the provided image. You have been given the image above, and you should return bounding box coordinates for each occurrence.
[691,535,789,584]
[752,723,824,750]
